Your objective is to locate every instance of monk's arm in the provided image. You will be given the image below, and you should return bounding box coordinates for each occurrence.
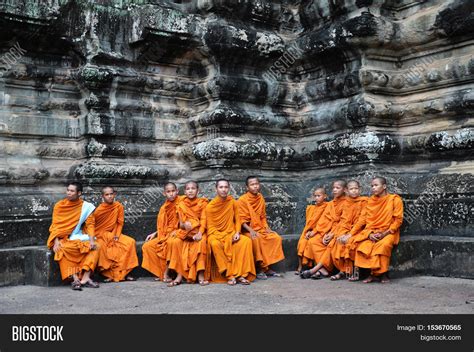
[383,196,404,237]
[115,205,124,238]
[233,202,241,234]
[198,208,207,234]
[85,215,97,248]
[349,206,367,236]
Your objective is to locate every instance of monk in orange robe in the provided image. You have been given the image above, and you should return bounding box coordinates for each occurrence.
[94,186,139,282]
[47,182,100,290]
[166,181,209,287]
[142,182,181,282]
[238,176,285,279]
[201,179,256,285]
[351,177,404,283]
[301,180,367,280]
[295,187,328,274]
[300,180,347,279]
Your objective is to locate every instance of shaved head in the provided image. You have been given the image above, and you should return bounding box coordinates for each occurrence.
[373,176,387,185]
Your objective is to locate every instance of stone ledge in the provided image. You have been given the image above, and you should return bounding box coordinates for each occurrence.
[0,235,472,287]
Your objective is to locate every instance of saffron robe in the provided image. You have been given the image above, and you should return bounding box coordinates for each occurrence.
[141,196,182,279]
[167,197,209,282]
[238,192,285,270]
[47,198,99,280]
[94,201,138,282]
[351,194,404,275]
[200,195,256,282]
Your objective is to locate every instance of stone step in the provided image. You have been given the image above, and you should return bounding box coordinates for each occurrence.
[1,235,473,286]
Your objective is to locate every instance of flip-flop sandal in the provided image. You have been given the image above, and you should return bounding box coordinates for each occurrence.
[83,280,100,288]
[237,277,251,285]
[163,278,173,283]
[153,277,161,281]
[311,271,328,280]
[294,270,301,275]
[256,272,268,280]
[167,281,181,287]
[125,276,137,281]
[266,271,282,277]
[198,280,209,286]
[330,272,345,281]
[227,278,237,286]
[103,278,113,283]
[300,270,313,279]
[71,280,82,291]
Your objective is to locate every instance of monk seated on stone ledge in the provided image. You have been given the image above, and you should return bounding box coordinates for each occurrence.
[296,187,328,274]
[94,186,139,283]
[166,181,209,287]
[142,182,183,283]
[348,177,404,284]
[47,182,100,291]
[201,179,256,285]
[238,176,285,279]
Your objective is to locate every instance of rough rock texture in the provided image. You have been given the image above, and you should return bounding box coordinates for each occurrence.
[0,0,472,284]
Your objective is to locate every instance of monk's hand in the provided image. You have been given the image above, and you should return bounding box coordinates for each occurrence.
[53,239,61,253]
[305,230,313,240]
[193,232,202,241]
[369,233,380,242]
[113,235,119,241]
[145,232,156,241]
[249,229,259,239]
[323,233,333,245]
[232,232,240,243]
[89,239,97,250]
[184,221,193,231]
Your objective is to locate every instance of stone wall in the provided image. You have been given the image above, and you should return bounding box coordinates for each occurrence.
[0,0,472,283]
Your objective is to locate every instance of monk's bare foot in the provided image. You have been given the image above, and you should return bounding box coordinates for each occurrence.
[319,268,329,276]
[162,277,173,283]
[103,278,113,283]
[380,273,390,283]
[153,277,161,281]
[363,275,378,284]
[265,269,281,277]
[330,272,345,281]
[125,276,136,281]
[295,266,302,275]
[227,277,237,286]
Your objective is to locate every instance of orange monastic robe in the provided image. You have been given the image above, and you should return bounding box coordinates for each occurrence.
[142,196,182,279]
[167,197,209,282]
[322,196,368,273]
[94,201,139,282]
[350,194,403,275]
[302,196,347,267]
[297,202,328,259]
[47,198,99,280]
[238,192,285,271]
[201,196,256,282]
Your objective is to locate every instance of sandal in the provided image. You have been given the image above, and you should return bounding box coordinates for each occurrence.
[198,280,209,286]
[311,271,328,280]
[237,277,251,285]
[256,272,268,280]
[330,272,345,281]
[83,280,100,288]
[71,280,82,291]
[103,278,113,283]
[125,276,136,281]
[363,275,379,284]
[265,270,282,277]
[300,270,313,279]
[162,277,173,283]
[167,280,181,287]
[227,278,237,286]
[380,274,390,284]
